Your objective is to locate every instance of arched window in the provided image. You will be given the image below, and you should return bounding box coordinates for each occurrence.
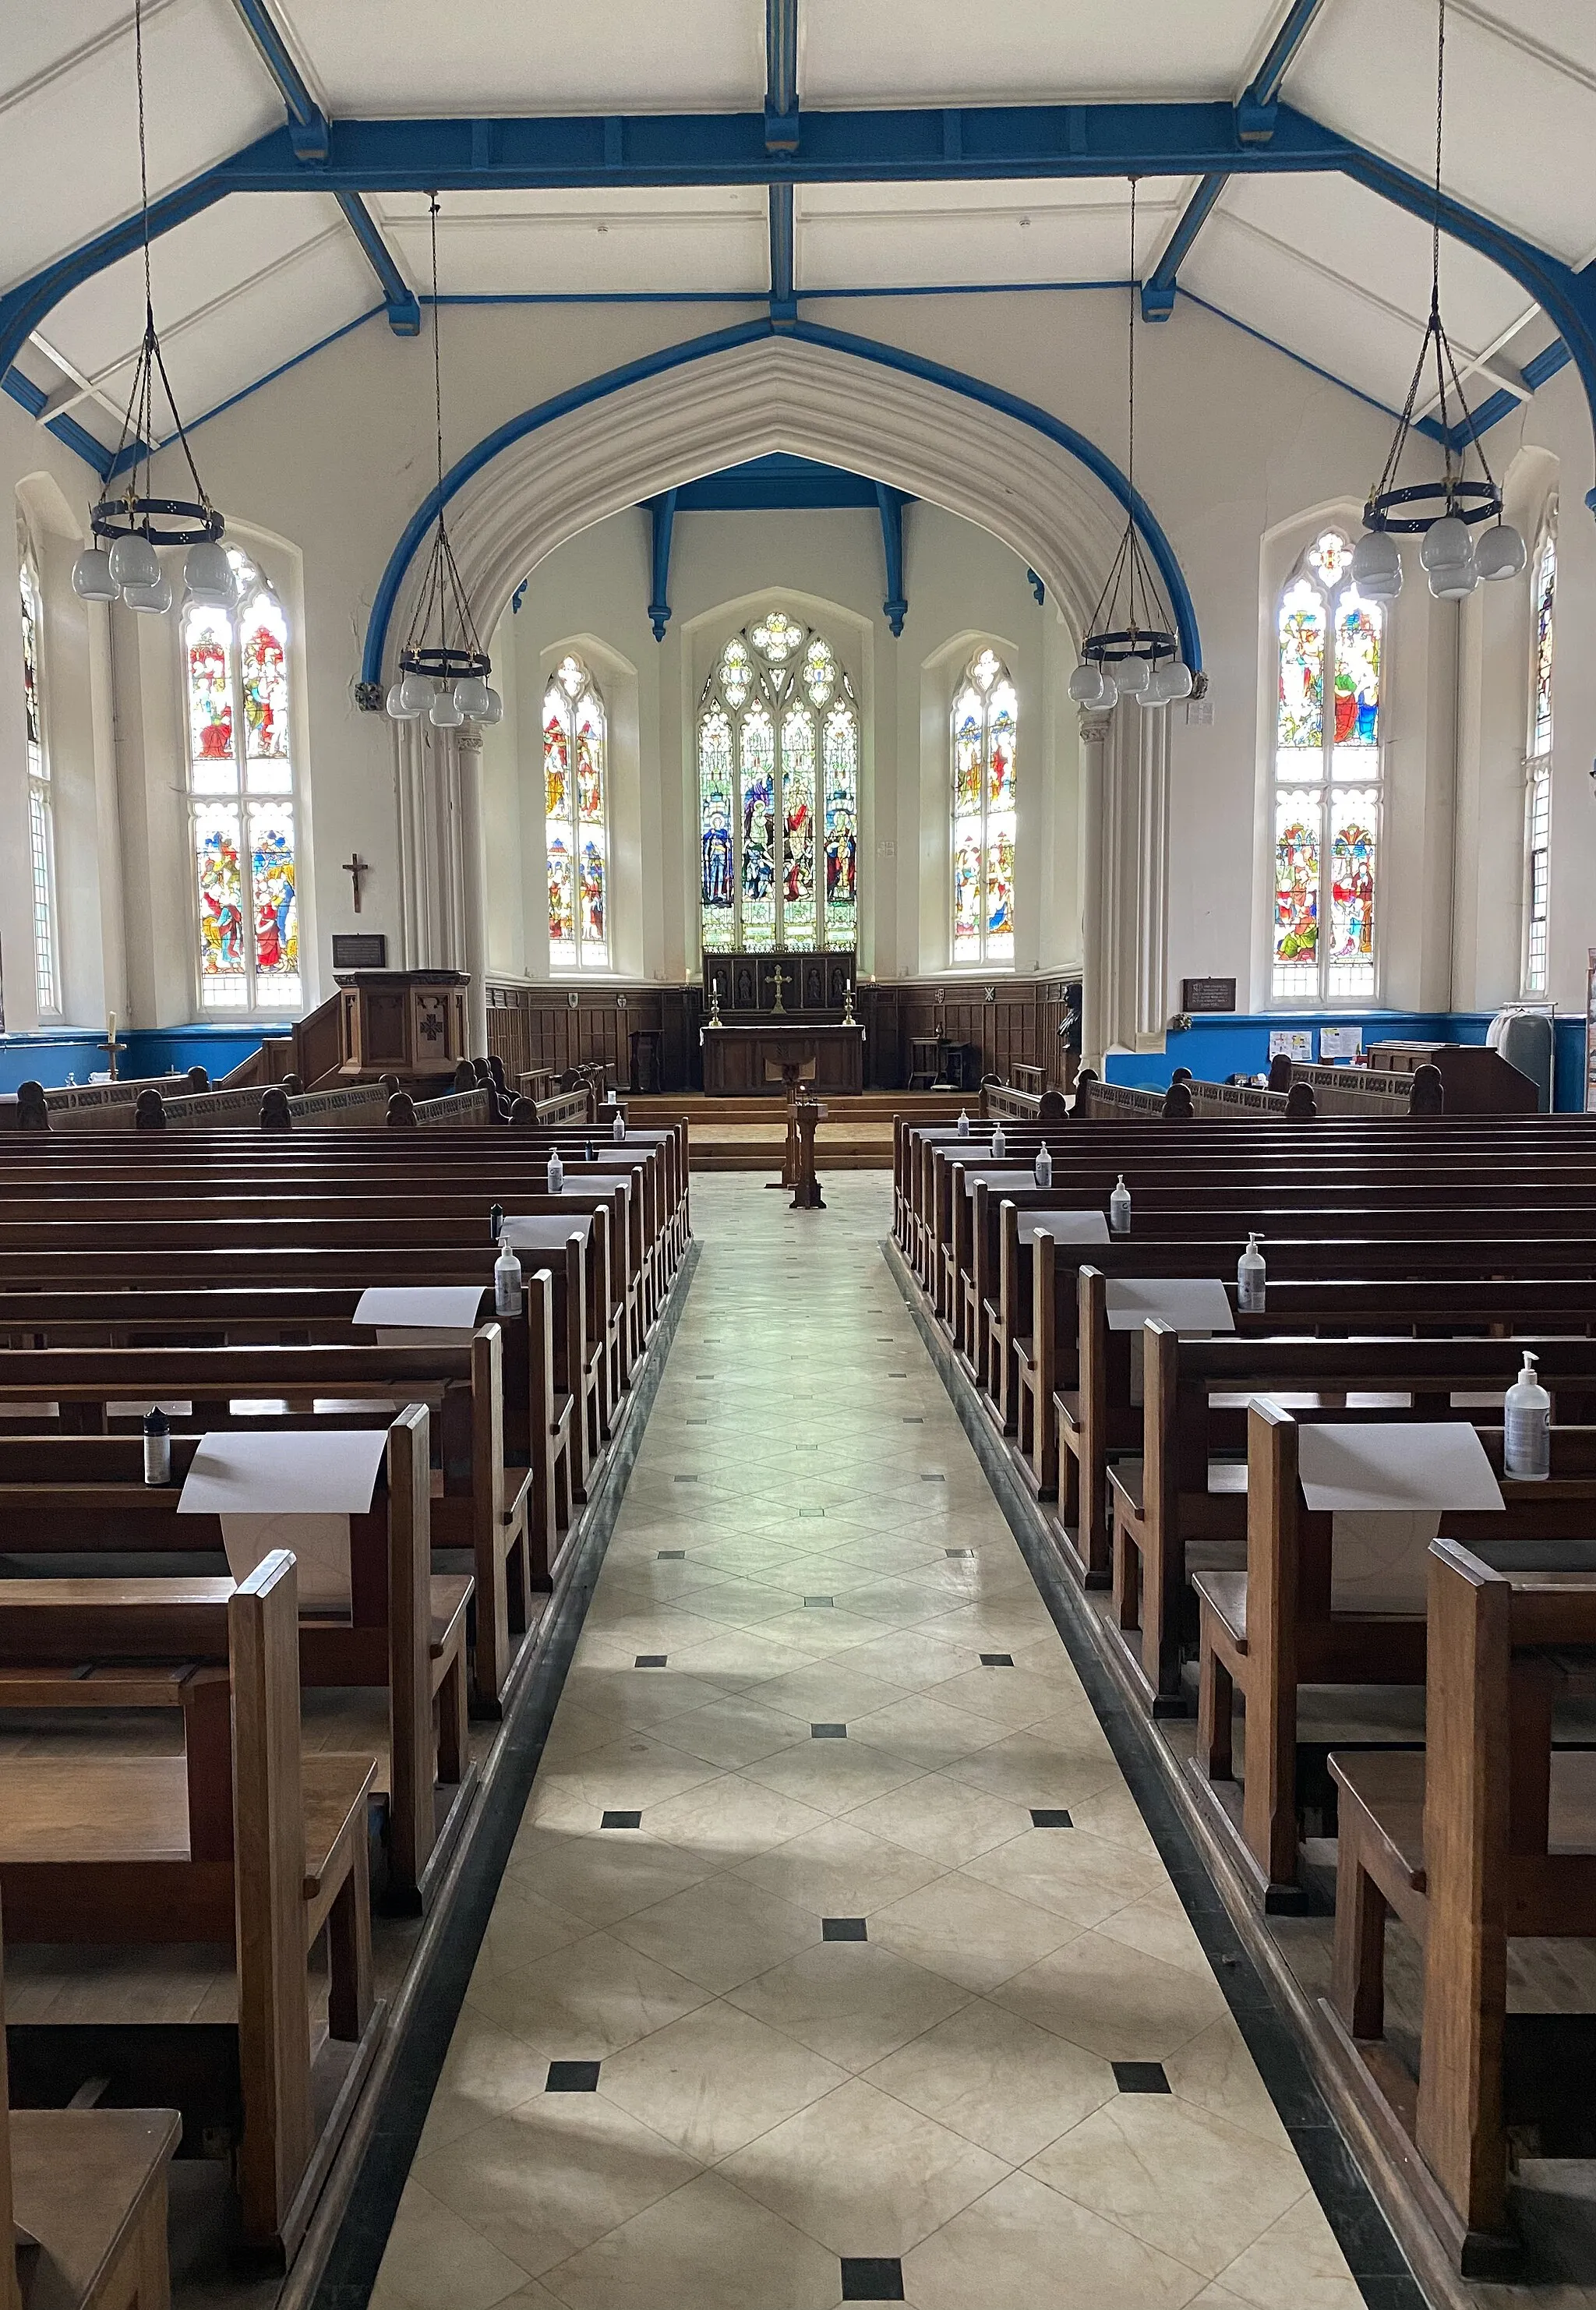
[182,548,299,1013]
[1272,528,1382,1004]
[951,647,1016,966]
[698,609,858,954]
[1523,514,1555,998]
[17,521,59,1017]
[543,653,608,969]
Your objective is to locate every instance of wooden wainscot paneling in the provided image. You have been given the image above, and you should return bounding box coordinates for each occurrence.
[863,977,1079,1094]
[486,983,693,1092]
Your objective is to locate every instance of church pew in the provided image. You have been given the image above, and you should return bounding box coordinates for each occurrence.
[2,1902,180,2310]
[0,1553,379,2262]
[1191,1407,1596,1912]
[0,1410,469,1915]
[0,1071,210,1134]
[0,1337,529,1715]
[1324,1532,1596,2272]
[1117,1328,1596,1720]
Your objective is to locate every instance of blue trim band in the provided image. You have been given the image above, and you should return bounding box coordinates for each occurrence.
[359,317,1203,684]
[877,482,908,636]
[0,366,117,476]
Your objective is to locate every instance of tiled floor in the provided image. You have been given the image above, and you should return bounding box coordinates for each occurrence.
[369,1174,1365,2310]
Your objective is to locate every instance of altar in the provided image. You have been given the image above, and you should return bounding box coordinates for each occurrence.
[701,1020,866,1097]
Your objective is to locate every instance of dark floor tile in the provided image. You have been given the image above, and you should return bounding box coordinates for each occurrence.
[673,1475,698,1485]
[945,1546,973,1558]
[811,1722,848,1739]
[823,1917,868,1942]
[902,1415,923,1424]
[804,1595,834,1608]
[920,1473,946,1483]
[546,2060,600,2093]
[600,1810,642,1829]
[634,1655,667,1668]
[657,1549,687,1559]
[980,1652,1015,1668]
[1112,2061,1171,2093]
[1030,1808,1073,1828]
[840,2255,904,2301]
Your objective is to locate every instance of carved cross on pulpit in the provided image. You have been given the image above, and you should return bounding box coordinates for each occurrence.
[769,964,788,1015]
[342,854,369,913]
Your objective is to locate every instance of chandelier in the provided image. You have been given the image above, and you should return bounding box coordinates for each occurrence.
[387,198,500,728]
[70,0,236,616]
[1350,0,1524,602]
[1069,181,1193,712]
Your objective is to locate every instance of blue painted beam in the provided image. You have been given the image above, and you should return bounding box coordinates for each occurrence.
[769,184,796,325]
[0,366,117,477]
[1027,568,1046,606]
[226,0,417,333]
[1144,0,1328,317]
[648,489,677,640]
[765,0,799,153]
[876,484,907,637]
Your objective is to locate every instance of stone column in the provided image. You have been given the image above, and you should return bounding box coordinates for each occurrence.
[455,719,491,1054]
[1077,710,1114,1069]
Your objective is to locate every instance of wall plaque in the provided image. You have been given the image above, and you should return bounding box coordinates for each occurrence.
[1181,977,1236,1013]
[333,933,387,970]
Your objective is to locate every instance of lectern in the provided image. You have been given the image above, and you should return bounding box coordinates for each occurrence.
[329,970,471,1083]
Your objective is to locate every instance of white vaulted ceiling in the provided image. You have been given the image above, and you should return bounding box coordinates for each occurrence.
[2,0,1592,469]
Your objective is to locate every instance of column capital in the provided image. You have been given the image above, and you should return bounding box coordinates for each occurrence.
[1077,711,1114,742]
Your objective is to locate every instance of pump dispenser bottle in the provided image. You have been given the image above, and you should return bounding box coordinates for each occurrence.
[1505,1350,1551,1480]
[991,1123,1007,1160]
[495,1237,524,1318]
[956,1110,970,1139]
[1238,1232,1266,1312]
[547,1148,564,1195]
[1109,1174,1132,1234]
[1034,1143,1052,1189]
[143,1409,171,1487]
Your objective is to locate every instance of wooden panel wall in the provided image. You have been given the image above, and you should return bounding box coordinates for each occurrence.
[486,976,1080,1094]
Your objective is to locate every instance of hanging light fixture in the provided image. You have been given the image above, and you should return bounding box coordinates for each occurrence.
[71,0,234,616]
[1069,181,1193,713]
[387,198,500,728]
[1351,0,1524,603]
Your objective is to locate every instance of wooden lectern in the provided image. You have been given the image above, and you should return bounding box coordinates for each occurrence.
[319,970,471,1087]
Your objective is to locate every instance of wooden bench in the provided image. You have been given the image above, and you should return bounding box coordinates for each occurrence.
[0,1554,379,2261]
[1323,1534,1596,2273]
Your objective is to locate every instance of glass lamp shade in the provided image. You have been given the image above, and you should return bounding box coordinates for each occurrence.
[480,686,504,726]
[429,687,464,728]
[1114,654,1151,695]
[1420,514,1474,574]
[1351,529,1404,599]
[1428,558,1479,599]
[454,674,491,718]
[108,532,161,591]
[397,669,433,715]
[1149,657,1194,704]
[71,546,119,602]
[387,682,421,720]
[184,540,237,603]
[1068,663,1107,705]
[1096,672,1120,708]
[1474,522,1527,582]
[122,573,174,614]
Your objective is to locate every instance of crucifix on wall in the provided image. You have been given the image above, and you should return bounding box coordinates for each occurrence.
[342,854,369,913]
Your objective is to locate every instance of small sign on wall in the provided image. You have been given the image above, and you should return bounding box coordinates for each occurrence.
[1319,1026,1364,1060]
[1269,1028,1315,1063]
[333,933,387,970]
[1181,977,1236,1013]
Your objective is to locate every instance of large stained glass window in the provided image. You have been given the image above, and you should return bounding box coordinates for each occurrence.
[1523,517,1555,997]
[543,653,609,970]
[182,549,300,1012]
[1272,529,1383,1002]
[18,523,58,1017]
[697,611,858,953]
[951,647,1016,965]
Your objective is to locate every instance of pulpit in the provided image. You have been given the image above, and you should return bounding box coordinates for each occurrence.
[330,970,471,1083]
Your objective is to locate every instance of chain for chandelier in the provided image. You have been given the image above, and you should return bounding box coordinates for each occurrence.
[71,0,235,613]
[1069,180,1192,711]
[1351,0,1525,600]
[387,200,500,726]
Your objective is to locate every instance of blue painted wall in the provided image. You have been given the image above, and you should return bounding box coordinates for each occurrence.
[1102,1012,1588,1111]
[0,1023,288,1095]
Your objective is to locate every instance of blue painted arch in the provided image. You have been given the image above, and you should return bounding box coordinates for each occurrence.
[359,317,1203,685]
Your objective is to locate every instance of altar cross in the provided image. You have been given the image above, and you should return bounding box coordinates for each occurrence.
[342,854,369,913]
[769,964,788,1015]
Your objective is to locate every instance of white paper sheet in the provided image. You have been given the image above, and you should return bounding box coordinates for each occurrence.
[959,1167,1036,1199]
[1330,1510,1444,1615]
[180,1429,387,1614]
[1297,1420,1502,1512]
[355,1285,484,1330]
[1106,1278,1235,1333]
[500,1213,591,1251]
[1015,1209,1111,1244]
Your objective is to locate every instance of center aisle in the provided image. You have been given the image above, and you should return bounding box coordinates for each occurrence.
[369,1175,1364,2310]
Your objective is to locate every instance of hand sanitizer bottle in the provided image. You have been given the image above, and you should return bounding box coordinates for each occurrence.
[1034,1143,1052,1189]
[143,1408,171,1487]
[613,1111,626,1141]
[956,1110,970,1139]
[991,1123,1007,1160]
[1504,1349,1551,1480]
[584,1139,595,1161]
[1237,1232,1266,1312]
[489,1201,503,1242]
[1109,1174,1132,1234]
[547,1148,564,1195]
[494,1238,524,1317]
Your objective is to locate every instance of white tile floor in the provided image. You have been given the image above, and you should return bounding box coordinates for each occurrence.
[369,1174,1365,2310]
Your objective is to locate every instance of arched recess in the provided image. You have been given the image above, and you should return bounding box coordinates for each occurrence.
[362,322,1202,690]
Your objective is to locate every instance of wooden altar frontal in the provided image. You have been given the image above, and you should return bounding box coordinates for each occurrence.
[701,1022,865,1097]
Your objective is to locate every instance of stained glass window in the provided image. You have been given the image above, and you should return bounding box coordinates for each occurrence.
[950,647,1016,965]
[18,525,58,1017]
[1524,520,1555,997]
[183,549,300,1012]
[543,653,609,969]
[697,613,859,953]
[1271,530,1383,1002]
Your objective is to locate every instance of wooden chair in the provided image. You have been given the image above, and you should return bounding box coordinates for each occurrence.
[0,1555,378,2262]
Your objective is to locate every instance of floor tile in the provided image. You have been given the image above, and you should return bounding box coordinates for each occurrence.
[992,1929,1229,2061]
[727,1938,970,2071]
[369,2179,538,2310]
[902,2167,1205,2310]
[733,1817,945,1916]
[866,1869,1077,1993]
[466,1929,711,2059]
[597,1997,847,2160]
[539,2169,844,2310]
[608,1873,823,1994]
[865,1994,1115,2165]
[842,1770,1034,1867]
